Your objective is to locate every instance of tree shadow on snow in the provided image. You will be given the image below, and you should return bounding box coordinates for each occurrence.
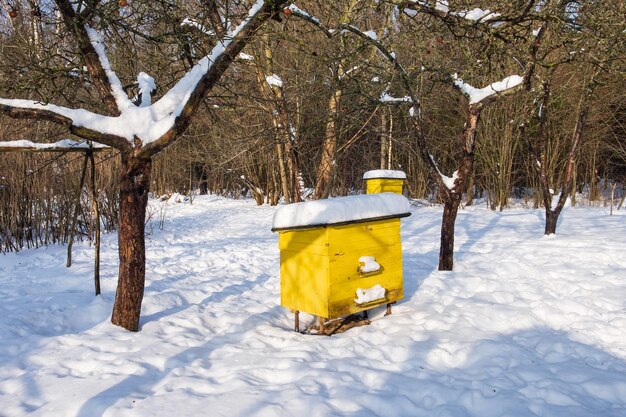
[334,327,626,417]
[140,272,273,326]
[75,304,283,417]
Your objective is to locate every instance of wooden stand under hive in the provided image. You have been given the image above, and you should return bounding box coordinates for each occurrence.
[272,193,410,334]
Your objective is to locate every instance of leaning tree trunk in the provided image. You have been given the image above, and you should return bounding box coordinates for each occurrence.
[111,154,152,331]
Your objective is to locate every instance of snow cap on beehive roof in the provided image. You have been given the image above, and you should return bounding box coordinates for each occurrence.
[363,170,407,180]
[272,193,410,231]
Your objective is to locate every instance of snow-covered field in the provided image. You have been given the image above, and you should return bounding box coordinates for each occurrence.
[1,195,626,417]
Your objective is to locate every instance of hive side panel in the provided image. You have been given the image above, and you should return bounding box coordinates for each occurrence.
[365,178,404,195]
[278,229,330,318]
[327,219,404,318]
[365,178,384,194]
[380,183,403,194]
[327,219,401,257]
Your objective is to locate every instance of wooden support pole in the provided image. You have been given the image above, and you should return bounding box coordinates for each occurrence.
[294,310,300,333]
[385,303,393,316]
[66,152,89,267]
[318,316,325,334]
[610,183,616,216]
[88,147,101,295]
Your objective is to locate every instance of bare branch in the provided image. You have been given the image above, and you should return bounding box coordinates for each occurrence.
[0,100,132,150]
[54,0,122,115]
[139,0,288,158]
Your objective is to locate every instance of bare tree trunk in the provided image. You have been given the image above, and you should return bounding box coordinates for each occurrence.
[545,209,559,235]
[610,183,616,215]
[547,80,595,233]
[380,109,393,169]
[527,77,560,234]
[438,104,481,271]
[111,155,151,332]
[284,135,302,203]
[274,140,291,204]
[314,88,341,200]
[66,152,89,267]
[88,149,101,296]
[380,110,387,169]
[386,110,393,169]
[465,173,474,206]
[531,73,597,235]
[439,196,461,271]
[255,34,295,204]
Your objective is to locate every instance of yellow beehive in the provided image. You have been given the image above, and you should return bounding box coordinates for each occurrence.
[363,170,407,195]
[272,194,410,319]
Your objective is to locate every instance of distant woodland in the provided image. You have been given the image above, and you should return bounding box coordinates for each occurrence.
[1,0,624,253]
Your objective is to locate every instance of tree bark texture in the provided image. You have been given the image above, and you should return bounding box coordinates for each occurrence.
[314,88,342,200]
[439,197,461,271]
[545,209,559,235]
[89,149,101,296]
[111,155,152,331]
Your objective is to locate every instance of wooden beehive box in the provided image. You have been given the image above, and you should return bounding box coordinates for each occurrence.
[272,193,410,319]
[363,170,407,195]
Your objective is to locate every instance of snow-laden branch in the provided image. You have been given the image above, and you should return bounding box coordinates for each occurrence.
[1,0,285,154]
[425,152,459,190]
[400,0,501,23]
[181,18,216,37]
[451,74,524,104]
[0,99,131,148]
[137,72,156,107]
[237,52,254,61]
[380,90,413,104]
[84,26,135,112]
[140,0,286,156]
[266,74,284,88]
[0,139,109,152]
[287,4,319,24]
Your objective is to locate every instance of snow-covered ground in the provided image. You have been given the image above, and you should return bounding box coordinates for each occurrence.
[1,195,626,417]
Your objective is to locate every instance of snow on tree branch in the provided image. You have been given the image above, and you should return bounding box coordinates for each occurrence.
[137,73,156,107]
[84,26,135,112]
[425,152,458,191]
[451,73,524,104]
[0,139,108,151]
[181,18,216,37]
[380,90,413,104]
[266,74,284,88]
[1,0,285,154]
[287,4,319,24]
[399,0,501,23]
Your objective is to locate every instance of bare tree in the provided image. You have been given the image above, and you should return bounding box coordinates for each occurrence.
[0,0,287,331]
[522,0,625,234]
[290,0,544,269]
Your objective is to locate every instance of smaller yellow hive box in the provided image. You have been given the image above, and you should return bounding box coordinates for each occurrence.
[272,193,411,319]
[363,170,407,195]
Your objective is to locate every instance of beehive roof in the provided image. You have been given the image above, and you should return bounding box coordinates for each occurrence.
[362,170,407,180]
[272,193,410,231]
